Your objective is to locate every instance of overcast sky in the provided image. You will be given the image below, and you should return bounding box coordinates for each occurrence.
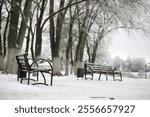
[143,0,150,4]
[110,29,150,63]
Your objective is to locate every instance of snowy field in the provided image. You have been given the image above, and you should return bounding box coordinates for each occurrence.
[0,73,150,100]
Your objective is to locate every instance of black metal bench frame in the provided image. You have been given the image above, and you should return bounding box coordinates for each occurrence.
[84,62,122,81]
[16,53,53,86]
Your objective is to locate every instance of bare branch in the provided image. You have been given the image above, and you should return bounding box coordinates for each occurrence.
[41,0,87,29]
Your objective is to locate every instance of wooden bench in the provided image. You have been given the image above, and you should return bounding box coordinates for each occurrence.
[16,53,53,86]
[84,62,122,81]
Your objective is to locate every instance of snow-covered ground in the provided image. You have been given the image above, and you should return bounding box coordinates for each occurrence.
[0,73,150,100]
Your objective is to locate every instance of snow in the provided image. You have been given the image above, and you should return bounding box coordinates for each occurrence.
[0,73,150,100]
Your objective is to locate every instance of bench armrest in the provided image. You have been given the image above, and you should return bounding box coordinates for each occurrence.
[30,58,53,70]
[87,65,93,72]
[113,67,121,72]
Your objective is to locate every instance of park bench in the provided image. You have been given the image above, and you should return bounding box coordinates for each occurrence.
[84,62,122,81]
[16,53,53,86]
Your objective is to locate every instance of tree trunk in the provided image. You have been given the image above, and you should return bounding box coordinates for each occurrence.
[6,48,18,73]
[0,0,4,70]
[35,0,47,59]
[49,0,55,58]
[5,0,22,74]
[91,32,103,63]
[49,0,67,75]
[3,12,10,58]
[65,20,74,75]
[74,36,86,74]
[53,57,62,76]
[54,0,66,75]
[0,56,3,71]
[25,27,30,53]
[35,27,42,58]
[17,0,32,50]
[0,35,3,70]
[70,63,74,75]
[86,41,92,63]
[91,40,99,63]
[70,48,74,75]
[29,14,35,59]
[49,0,59,75]
[74,0,89,74]
[65,58,70,75]
[30,36,35,59]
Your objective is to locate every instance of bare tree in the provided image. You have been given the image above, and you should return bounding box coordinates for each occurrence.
[86,0,145,64]
[65,1,78,75]
[49,0,70,75]
[34,0,48,59]
[74,0,90,74]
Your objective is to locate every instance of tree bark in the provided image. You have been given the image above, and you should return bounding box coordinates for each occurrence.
[6,0,22,73]
[74,0,89,74]
[29,13,35,59]
[91,39,100,63]
[49,0,67,75]
[6,48,18,73]
[35,0,47,59]
[0,0,4,70]
[86,40,92,62]
[35,27,42,58]
[3,8,10,58]
[65,18,74,75]
[17,0,32,50]
[25,27,30,53]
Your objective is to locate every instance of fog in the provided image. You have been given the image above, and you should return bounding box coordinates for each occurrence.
[110,29,150,63]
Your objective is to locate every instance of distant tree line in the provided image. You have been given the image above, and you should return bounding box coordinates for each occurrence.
[112,56,150,72]
[0,0,148,75]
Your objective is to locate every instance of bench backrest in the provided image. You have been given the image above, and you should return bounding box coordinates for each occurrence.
[84,62,113,72]
[16,53,31,70]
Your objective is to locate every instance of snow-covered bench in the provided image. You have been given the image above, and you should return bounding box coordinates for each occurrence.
[84,62,122,81]
[16,53,53,86]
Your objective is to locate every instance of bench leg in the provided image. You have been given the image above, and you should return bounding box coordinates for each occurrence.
[99,73,101,80]
[28,72,30,85]
[91,73,93,80]
[37,72,39,81]
[50,73,53,86]
[106,73,108,81]
[20,77,23,83]
[114,73,122,81]
[120,73,122,81]
[85,73,87,80]
[84,72,93,80]
[113,74,115,81]
[40,72,47,84]
[17,69,19,81]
